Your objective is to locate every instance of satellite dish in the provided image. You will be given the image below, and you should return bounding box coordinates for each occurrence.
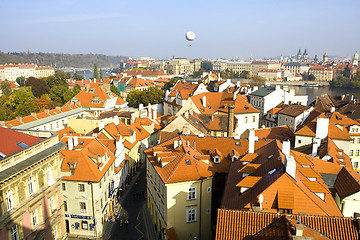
[185,31,196,41]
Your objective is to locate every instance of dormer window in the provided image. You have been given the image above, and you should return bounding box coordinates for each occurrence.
[214,156,220,163]
[89,89,95,93]
[232,156,238,162]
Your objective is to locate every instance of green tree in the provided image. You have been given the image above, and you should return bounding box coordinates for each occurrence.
[344,65,351,78]
[240,71,250,79]
[73,73,84,80]
[1,80,12,96]
[162,77,180,91]
[93,63,99,79]
[16,76,26,86]
[308,74,316,81]
[4,88,36,116]
[26,77,49,97]
[49,85,73,105]
[126,89,142,107]
[72,84,82,96]
[110,85,122,97]
[45,71,69,88]
[100,68,103,80]
[201,61,212,71]
[146,87,164,104]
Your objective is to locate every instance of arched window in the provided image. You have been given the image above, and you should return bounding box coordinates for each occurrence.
[6,190,14,210]
[47,166,53,186]
[28,177,34,195]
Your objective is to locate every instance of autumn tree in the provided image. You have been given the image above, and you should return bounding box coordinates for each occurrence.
[4,88,36,117]
[0,80,12,96]
[45,71,70,88]
[26,77,49,97]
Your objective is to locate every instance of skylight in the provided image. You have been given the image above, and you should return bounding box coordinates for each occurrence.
[185,159,191,165]
[17,142,28,149]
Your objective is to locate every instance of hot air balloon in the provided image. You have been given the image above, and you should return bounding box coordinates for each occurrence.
[185,31,195,46]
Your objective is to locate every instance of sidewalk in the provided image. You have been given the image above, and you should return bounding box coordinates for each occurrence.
[102,167,144,239]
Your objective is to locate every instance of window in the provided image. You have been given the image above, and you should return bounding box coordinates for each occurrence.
[356,150,360,156]
[50,195,55,212]
[53,225,58,240]
[351,138,355,143]
[80,202,86,213]
[81,221,88,230]
[354,162,359,169]
[252,116,256,122]
[350,150,354,156]
[32,209,38,227]
[207,187,211,193]
[46,166,53,186]
[358,138,360,144]
[244,117,248,123]
[188,187,196,200]
[232,156,238,162]
[62,183,66,191]
[6,190,14,211]
[298,139,302,144]
[10,225,19,240]
[186,208,197,222]
[78,184,85,192]
[214,156,220,163]
[28,177,34,195]
[64,201,68,211]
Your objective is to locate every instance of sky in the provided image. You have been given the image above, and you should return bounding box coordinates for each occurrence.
[1,0,359,60]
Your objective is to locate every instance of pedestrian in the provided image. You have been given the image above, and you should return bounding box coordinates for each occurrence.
[125,218,129,229]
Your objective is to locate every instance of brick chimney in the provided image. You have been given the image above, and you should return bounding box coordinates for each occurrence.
[228,105,235,137]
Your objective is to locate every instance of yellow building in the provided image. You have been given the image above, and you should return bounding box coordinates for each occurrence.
[309,65,333,81]
[0,127,66,240]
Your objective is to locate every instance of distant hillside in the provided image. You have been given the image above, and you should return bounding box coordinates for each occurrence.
[0,51,129,68]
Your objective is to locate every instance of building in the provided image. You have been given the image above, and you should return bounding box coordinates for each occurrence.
[60,136,118,239]
[0,127,66,240]
[309,65,334,81]
[283,62,310,75]
[0,64,54,81]
[212,60,253,75]
[177,92,259,137]
[257,69,282,80]
[215,209,359,240]
[251,61,281,76]
[277,104,313,131]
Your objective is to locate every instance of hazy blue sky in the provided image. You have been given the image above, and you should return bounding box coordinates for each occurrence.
[1,0,359,59]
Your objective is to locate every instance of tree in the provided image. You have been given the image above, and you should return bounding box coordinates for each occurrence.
[49,85,73,105]
[240,71,250,79]
[93,63,99,79]
[100,67,103,80]
[344,65,351,78]
[26,77,49,97]
[72,84,82,96]
[126,89,142,108]
[0,80,12,96]
[162,77,180,91]
[201,61,212,71]
[4,88,36,117]
[110,85,122,97]
[146,87,164,104]
[308,74,316,81]
[73,73,84,80]
[34,96,51,111]
[45,71,69,88]
[251,75,266,85]
[16,76,26,86]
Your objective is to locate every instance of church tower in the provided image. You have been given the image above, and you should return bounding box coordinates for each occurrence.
[297,49,302,61]
[352,52,358,67]
[303,49,308,62]
[323,51,328,63]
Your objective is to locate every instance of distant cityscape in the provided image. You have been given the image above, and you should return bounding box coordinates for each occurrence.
[0,48,360,240]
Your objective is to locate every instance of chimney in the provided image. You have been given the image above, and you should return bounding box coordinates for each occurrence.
[73,136,78,147]
[68,138,74,150]
[194,140,196,151]
[113,116,120,126]
[315,118,329,139]
[99,120,104,131]
[248,129,258,153]
[282,140,291,156]
[228,105,235,137]
[148,103,151,118]
[184,110,189,118]
[312,138,321,157]
[139,103,144,110]
[153,110,157,119]
[330,107,335,113]
[295,224,304,237]
[211,114,214,121]
[202,96,206,108]
[165,90,169,101]
[233,91,237,101]
[16,116,22,123]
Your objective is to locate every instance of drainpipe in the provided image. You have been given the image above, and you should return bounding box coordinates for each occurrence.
[89,182,97,237]
[199,178,203,240]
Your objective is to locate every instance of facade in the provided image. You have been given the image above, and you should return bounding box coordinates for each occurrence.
[283,62,310,74]
[212,60,252,75]
[257,69,281,80]
[309,65,334,81]
[277,105,313,131]
[60,137,118,239]
[0,64,54,81]
[0,127,66,240]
